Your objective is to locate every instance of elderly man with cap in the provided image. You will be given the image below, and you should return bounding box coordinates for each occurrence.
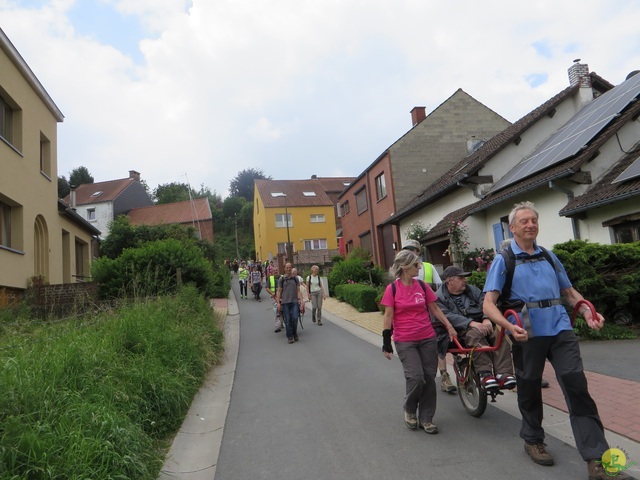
[434,265,516,391]
[401,240,456,393]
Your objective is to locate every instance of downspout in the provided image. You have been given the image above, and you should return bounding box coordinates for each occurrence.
[365,169,378,263]
[549,181,580,239]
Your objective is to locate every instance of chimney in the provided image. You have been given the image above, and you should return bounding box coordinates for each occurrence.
[568,60,591,88]
[70,185,77,210]
[411,106,427,126]
[311,174,317,179]
[129,170,141,182]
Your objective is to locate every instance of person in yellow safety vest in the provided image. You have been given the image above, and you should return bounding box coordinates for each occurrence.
[402,240,454,394]
[266,274,282,333]
[238,262,249,299]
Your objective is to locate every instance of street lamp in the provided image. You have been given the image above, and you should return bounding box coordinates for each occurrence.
[275,193,293,261]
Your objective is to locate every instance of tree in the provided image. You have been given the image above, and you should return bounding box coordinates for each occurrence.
[58,176,70,198]
[69,166,94,187]
[229,168,270,202]
[153,182,193,204]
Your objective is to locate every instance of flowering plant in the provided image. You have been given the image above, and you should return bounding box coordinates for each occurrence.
[406,221,431,241]
[443,220,469,264]
[464,247,495,272]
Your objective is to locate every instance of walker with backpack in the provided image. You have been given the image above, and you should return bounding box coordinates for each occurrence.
[446,245,598,417]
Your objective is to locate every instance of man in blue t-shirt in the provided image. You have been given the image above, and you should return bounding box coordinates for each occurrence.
[483,202,620,480]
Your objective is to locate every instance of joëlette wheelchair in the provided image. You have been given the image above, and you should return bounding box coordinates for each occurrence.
[446,299,596,417]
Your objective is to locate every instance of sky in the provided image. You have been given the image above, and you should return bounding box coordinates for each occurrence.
[2,1,640,199]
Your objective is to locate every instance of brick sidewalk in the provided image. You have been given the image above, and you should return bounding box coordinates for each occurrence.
[542,362,640,443]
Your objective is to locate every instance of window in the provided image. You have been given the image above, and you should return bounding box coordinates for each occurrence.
[303,191,317,197]
[375,173,387,201]
[278,242,294,254]
[343,201,350,214]
[304,239,327,250]
[310,214,325,223]
[0,93,14,144]
[40,132,51,178]
[87,208,96,221]
[0,200,11,247]
[275,213,292,228]
[613,221,640,243]
[355,188,368,215]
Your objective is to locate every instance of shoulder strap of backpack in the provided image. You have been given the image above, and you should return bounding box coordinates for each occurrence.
[392,279,427,297]
[500,244,559,302]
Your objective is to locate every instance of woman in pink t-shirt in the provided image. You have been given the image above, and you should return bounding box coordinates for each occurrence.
[381,249,456,434]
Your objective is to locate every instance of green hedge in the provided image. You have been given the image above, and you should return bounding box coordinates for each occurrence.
[552,240,640,323]
[334,284,379,312]
[327,258,385,296]
[92,238,217,299]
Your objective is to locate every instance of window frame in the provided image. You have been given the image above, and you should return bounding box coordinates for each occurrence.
[0,200,11,248]
[310,213,325,223]
[304,239,327,250]
[275,213,293,228]
[355,188,368,215]
[375,173,387,201]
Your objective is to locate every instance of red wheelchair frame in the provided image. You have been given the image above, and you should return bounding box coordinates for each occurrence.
[447,300,597,417]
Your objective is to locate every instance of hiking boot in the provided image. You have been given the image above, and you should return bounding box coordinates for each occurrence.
[420,422,438,434]
[496,373,517,389]
[288,337,295,344]
[524,442,554,466]
[440,372,457,393]
[274,328,281,333]
[587,459,638,479]
[480,372,499,391]
[404,411,417,430]
[312,317,316,323]
[293,335,299,342]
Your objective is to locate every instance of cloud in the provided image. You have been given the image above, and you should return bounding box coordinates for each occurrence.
[1,0,639,198]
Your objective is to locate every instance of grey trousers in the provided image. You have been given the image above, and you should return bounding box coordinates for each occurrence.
[511,330,608,460]
[464,327,513,375]
[310,291,323,321]
[395,337,438,423]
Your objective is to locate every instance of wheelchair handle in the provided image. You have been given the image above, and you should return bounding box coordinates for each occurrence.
[447,320,507,354]
[571,299,597,327]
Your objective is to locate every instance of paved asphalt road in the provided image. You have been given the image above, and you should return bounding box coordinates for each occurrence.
[213,281,617,480]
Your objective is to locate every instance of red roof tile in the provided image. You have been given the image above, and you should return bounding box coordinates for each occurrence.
[127,198,212,226]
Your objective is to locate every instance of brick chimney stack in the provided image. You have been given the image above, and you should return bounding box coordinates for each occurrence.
[129,170,141,182]
[568,60,591,88]
[411,106,427,126]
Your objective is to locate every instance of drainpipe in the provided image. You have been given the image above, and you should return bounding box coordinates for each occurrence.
[548,181,580,239]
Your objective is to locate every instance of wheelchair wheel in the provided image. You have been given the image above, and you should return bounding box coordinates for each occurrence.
[456,357,487,418]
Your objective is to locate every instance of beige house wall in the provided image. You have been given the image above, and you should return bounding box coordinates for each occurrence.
[1,29,95,290]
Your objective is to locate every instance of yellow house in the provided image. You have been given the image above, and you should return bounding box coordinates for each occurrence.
[0,28,100,302]
[254,177,354,263]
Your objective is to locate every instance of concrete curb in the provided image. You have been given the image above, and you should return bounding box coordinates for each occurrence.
[158,294,239,480]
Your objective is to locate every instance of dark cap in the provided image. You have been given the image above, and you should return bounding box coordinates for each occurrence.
[442,266,472,279]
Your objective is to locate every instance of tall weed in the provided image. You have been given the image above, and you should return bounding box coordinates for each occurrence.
[0,286,223,479]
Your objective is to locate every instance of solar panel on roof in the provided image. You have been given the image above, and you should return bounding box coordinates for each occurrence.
[491,72,640,192]
[612,156,640,184]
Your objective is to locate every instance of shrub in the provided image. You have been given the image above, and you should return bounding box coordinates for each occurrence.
[327,257,386,295]
[466,271,487,290]
[334,283,379,312]
[553,240,640,323]
[92,238,216,299]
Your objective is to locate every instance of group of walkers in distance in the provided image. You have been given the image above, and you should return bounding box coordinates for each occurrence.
[231,258,327,345]
[381,201,634,480]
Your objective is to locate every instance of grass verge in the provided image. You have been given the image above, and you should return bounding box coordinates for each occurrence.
[0,285,224,479]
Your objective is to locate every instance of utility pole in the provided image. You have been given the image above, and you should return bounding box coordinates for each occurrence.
[234,213,239,259]
[283,194,293,262]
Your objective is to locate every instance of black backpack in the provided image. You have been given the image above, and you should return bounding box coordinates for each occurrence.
[498,244,560,310]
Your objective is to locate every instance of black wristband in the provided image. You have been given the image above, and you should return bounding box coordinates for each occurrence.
[382,328,393,354]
